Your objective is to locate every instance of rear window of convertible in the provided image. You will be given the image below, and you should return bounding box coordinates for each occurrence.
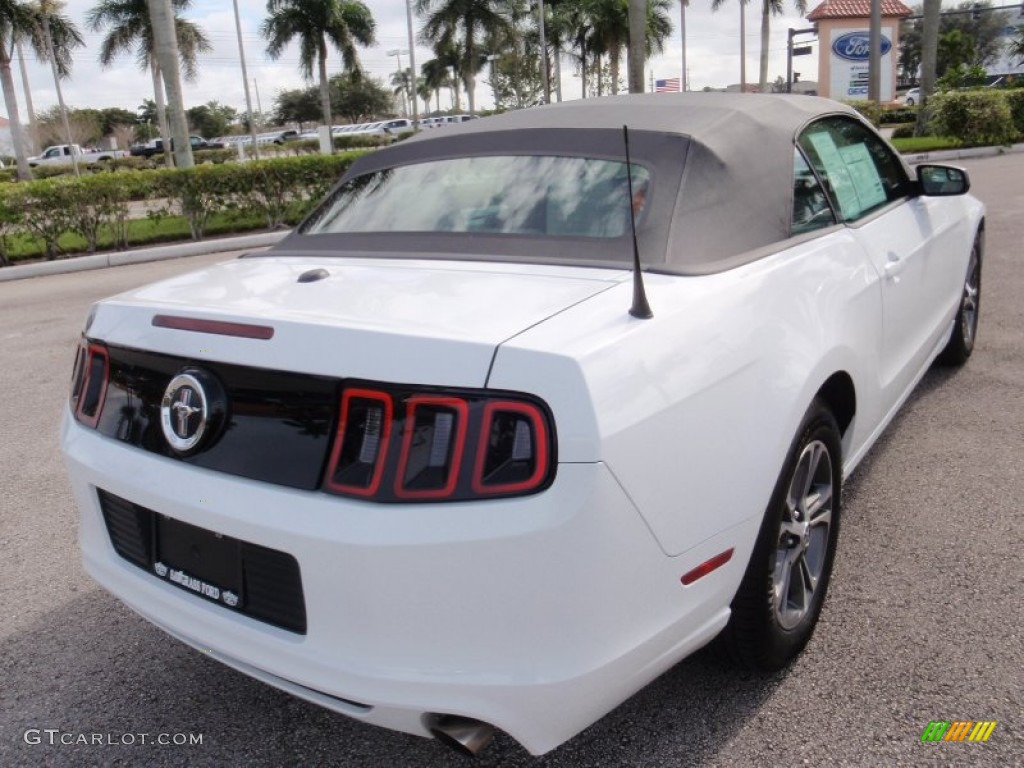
[300,156,652,239]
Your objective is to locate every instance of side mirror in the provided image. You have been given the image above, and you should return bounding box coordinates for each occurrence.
[916,164,970,196]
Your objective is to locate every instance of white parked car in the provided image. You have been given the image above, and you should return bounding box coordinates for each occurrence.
[902,87,921,106]
[62,94,983,757]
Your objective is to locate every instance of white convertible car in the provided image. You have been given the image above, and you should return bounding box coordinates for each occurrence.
[62,94,983,756]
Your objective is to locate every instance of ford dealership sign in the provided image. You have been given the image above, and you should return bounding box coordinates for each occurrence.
[832,32,892,61]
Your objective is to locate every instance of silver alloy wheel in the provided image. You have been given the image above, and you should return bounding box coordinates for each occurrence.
[961,245,980,350]
[773,439,833,630]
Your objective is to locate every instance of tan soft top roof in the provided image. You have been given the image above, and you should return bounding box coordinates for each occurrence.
[434,92,854,142]
[291,94,862,273]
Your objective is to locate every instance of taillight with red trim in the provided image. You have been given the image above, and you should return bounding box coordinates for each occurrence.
[472,402,550,495]
[324,383,555,502]
[70,340,110,428]
[323,389,394,497]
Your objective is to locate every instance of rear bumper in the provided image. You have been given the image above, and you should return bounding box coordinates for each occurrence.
[63,413,735,754]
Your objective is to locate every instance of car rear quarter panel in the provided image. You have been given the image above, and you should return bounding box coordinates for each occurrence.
[488,230,882,559]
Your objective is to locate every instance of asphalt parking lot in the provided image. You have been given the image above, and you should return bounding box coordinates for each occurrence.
[1,154,1021,766]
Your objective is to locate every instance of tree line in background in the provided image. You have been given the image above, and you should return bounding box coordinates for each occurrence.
[3,0,1024,183]
[899,1,1016,86]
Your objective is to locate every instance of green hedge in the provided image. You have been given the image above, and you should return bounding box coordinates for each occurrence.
[890,123,916,139]
[193,148,236,164]
[1004,89,1024,138]
[844,100,884,126]
[879,107,917,125]
[930,89,1015,146]
[0,152,364,263]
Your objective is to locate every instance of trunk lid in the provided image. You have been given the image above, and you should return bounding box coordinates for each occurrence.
[91,255,627,386]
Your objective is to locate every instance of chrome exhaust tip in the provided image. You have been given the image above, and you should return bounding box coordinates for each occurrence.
[428,714,495,757]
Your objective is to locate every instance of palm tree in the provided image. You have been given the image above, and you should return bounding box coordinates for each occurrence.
[262,0,376,129]
[415,74,432,115]
[915,0,940,137]
[88,0,210,166]
[0,0,80,179]
[556,0,671,97]
[421,56,451,112]
[34,1,82,76]
[416,0,508,114]
[390,66,412,115]
[588,0,621,94]
[1011,28,1024,66]
[541,2,565,101]
[644,0,673,73]
[756,0,805,92]
[429,39,463,111]
[36,1,85,175]
[627,0,642,91]
[549,0,593,98]
[711,0,748,91]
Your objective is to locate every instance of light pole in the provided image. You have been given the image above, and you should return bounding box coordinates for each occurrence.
[40,5,79,176]
[403,0,419,128]
[486,53,500,108]
[537,0,549,102]
[232,0,259,159]
[680,0,688,91]
[387,49,409,116]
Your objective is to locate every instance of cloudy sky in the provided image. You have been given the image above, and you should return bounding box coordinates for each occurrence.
[17,0,832,121]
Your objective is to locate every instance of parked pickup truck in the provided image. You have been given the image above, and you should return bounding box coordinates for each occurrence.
[129,135,226,158]
[28,144,128,167]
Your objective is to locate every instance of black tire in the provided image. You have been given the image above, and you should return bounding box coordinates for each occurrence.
[937,231,982,366]
[722,398,842,672]
[906,97,915,106]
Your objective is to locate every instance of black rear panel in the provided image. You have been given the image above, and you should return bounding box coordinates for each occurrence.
[95,345,336,490]
[98,490,307,634]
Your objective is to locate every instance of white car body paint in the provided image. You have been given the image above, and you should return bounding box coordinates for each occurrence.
[61,100,986,755]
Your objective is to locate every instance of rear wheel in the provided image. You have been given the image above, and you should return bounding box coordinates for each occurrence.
[937,233,982,366]
[723,399,842,672]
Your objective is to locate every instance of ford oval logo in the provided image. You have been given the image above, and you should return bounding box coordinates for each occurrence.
[832,32,892,62]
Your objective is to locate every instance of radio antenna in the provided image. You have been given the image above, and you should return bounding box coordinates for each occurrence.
[623,125,653,319]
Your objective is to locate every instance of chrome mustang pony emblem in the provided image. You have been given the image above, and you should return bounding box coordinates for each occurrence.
[160,370,225,454]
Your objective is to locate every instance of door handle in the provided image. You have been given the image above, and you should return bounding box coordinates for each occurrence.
[883,252,905,280]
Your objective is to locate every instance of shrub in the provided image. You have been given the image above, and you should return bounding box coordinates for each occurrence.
[936,64,987,92]
[890,123,916,139]
[930,90,1014,146]
[233,153,362,228]
[32,165,71,179]
[104,154,149,171]
[879,107,916,125]
[0,153,363,260]
[1003,89,1024,140]
[333,134,388,150]
[194,148,235,165]
[5,179,81,258]
[0,192,22,265]
[281,139,321,155]
[844,100,883,127]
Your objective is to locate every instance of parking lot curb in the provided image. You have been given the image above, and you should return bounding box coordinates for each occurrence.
[0,230,290,283]
[902,142,1024,165]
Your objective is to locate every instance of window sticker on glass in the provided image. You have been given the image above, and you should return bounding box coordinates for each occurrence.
[839,143,887,212]
[806,132,863,220]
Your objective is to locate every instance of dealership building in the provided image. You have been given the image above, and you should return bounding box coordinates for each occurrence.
[806,0,913,101]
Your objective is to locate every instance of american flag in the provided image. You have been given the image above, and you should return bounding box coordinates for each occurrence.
[655,78,682,93]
